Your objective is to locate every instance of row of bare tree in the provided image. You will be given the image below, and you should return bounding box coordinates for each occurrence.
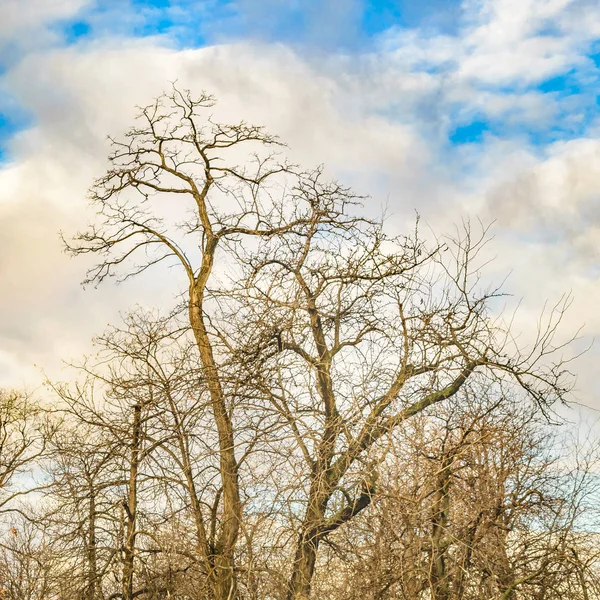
[3,378,599,600]
[1,88,597,599]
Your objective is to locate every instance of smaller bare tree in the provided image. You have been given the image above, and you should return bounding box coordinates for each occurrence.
[0,390,50,520]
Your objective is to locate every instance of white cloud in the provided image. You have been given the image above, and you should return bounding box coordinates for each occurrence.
[0,0,88,36]
[480,137,600,268]
[0,0,91,60]
[460,0,595,85]
[0,0,599,413]
[374,0,599,137]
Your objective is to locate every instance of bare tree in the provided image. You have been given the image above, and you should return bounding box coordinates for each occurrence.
[310,393,600,600]
[0,518,55,600]
[222,215,574,599]
[64,87,323,600]
[43,424,119,600]
[48,350,173,600]
[64,88,576,599]
[0,390,49,520]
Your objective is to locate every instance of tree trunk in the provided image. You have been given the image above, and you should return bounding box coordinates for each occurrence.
[287,525,320,600]
[430,454,452,600]
[287,444,335,600]
[190,280,241,600]
[122,402,141,600]
[86,487,99,600]
[166,387,213,583]
[212,551,237,600]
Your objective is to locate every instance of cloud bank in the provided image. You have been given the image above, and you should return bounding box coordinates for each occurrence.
[0,0,598,411]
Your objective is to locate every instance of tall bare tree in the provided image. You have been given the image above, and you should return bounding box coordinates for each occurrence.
[64,87,323,600]
[228,216,574,599]
[64,88,576,599]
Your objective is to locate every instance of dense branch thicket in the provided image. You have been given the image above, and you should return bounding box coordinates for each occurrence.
[0,88,594,600]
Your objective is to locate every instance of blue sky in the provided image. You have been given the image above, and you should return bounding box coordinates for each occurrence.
[1,0,599,160]
[55,0,464,49]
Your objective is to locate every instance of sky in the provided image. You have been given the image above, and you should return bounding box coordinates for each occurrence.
[0,0,600,418]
